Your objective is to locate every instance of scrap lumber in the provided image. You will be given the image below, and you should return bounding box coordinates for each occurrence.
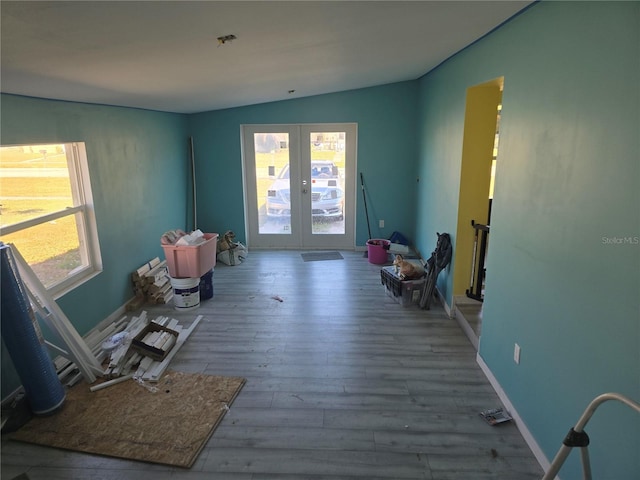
[132,257,161,280]
[103,313,149,378]
[89,374,134,392]
[83,312,203,389]
[125,295,146,311]
[131,258,172,305]
[139,315,203,382]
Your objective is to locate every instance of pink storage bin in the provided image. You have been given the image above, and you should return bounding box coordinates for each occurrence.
[162,233,218,278]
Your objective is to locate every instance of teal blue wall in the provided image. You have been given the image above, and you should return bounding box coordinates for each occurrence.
[1,95,188,396]
[2,3,638,478]
[0,83,419,396]
[415,2,639,479]
[188,82,419,246]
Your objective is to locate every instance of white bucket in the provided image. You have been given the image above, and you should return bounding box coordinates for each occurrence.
[170,277,200,311]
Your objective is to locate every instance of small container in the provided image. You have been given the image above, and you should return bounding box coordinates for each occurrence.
[170,277,200,311]
[366,239,390,265]
[162,233,218,278]
[199,269,214,301]
[380,266,426,307]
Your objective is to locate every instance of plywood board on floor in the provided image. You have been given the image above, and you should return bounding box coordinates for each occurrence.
[10,371,245,468]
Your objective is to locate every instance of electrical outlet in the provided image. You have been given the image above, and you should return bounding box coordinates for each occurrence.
[514,343,521,364]
[379,219,384,228]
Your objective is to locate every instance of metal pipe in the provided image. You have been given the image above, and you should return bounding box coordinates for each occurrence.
[189,136,197,230]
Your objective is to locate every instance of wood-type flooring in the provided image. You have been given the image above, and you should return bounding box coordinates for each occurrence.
[1,250,544,479]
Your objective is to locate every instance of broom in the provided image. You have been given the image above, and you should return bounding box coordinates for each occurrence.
[360,173,372,257]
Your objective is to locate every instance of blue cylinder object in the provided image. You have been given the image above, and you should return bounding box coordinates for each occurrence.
[0,244,66,415]
[199,269,214,300]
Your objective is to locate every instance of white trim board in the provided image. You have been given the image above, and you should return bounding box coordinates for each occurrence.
[476,352,558,479]
[435,287,453,318]
[86,299,130,337]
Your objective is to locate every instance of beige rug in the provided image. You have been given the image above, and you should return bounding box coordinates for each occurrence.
[11,371,245,468]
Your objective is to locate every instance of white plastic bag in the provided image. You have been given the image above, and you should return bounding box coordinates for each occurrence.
[217,243,247,266]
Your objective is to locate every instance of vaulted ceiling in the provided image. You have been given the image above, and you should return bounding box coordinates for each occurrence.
[1,1,532,114]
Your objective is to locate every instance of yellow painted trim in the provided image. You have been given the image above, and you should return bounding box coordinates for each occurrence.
[452,79,503,297]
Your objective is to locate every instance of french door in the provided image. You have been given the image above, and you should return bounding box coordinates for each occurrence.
[242,123,357,249]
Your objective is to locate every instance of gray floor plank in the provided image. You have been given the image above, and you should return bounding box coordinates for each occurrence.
[209,425,375,451]
[1,250,543,479]
[201,447,431,478]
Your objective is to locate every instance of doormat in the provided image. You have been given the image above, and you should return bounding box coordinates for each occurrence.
[301,251,344,262]
[11,371,245,468]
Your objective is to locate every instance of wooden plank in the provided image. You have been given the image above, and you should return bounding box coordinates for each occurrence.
[89,374,134,392]
[143,261,168,284]
[134,257,161,279]
[143,316,202,382]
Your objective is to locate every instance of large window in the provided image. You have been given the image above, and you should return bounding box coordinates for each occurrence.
[0,143,101,298]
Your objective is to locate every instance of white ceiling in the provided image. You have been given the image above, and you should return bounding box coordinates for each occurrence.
[1,1,532,114]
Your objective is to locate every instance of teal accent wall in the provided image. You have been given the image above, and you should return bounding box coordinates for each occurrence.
[415,2,639,479]
[1,95,188,397]
[1,3,638,477]
[188,82,419,247]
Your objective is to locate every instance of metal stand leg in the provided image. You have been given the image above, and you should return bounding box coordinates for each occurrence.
[542,393,639,480]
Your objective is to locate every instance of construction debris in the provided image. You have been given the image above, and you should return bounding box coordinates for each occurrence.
[9,243,104,385]
[131,322,179,361]
[54,311,203,390]
[130,257,173,306]
[4,243,201,395]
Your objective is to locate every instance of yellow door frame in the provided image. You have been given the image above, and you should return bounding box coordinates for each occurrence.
[452,78,503,299]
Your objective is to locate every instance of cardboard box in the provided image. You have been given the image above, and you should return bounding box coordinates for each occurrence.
[131,322,179,361]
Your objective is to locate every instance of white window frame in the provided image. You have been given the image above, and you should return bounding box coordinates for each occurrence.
[0,142,102,298]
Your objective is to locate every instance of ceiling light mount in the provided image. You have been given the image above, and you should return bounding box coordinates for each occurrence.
[217,34,237,46]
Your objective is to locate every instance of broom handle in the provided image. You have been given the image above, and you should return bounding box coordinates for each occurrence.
[360,173,372,239]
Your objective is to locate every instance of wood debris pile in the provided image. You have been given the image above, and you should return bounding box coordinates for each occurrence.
[55,311,202,389]
[4,242,201,393]
[129,257,173,309]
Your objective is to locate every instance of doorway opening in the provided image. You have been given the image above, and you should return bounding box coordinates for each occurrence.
[452,78,503,348]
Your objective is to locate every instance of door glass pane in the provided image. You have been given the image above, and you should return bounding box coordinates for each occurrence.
[309,132,345,235]
[255,133,291,234]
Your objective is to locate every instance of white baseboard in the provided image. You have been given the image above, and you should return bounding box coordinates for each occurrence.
[476,353,556,478]
[454,310,479,350]
[435,287,453,318]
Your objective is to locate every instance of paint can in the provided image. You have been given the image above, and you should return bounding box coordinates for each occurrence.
[170,277,200,311]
